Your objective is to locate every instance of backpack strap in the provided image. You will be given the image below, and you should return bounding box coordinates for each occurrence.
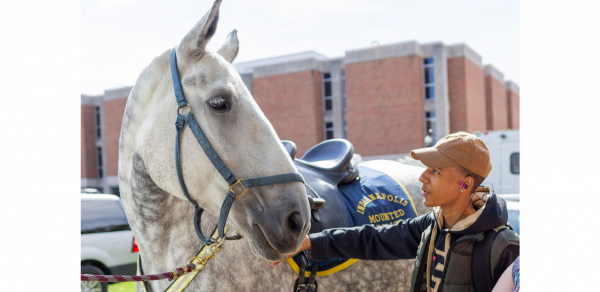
[472,225,520,292]
[490,226,519,277]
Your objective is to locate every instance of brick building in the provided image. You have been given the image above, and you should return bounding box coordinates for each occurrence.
[236,41,519,157]
[81,40,519,194]
[81,87,130,194]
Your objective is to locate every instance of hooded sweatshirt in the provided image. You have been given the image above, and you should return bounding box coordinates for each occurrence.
[308,187,519,292]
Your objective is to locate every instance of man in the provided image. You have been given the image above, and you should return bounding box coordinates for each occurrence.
[272,132,519,292]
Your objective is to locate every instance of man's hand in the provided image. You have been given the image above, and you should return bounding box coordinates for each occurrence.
[270,235,312,267]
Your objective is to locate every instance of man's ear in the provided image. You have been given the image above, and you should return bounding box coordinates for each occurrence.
[217,29,239,63]
[464,176,475,191]
[177,0,222,62]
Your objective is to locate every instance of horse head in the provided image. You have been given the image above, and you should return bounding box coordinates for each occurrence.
[124,0,310,261]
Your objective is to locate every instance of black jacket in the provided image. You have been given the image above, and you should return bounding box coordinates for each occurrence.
[308,190,519,291]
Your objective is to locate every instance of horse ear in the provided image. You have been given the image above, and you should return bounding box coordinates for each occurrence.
[217,30,239,63]
[177,0,222,60]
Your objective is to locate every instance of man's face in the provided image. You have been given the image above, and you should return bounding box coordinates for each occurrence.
[419,166,463,207]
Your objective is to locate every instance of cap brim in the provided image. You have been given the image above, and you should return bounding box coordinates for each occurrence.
[410,147,459,168]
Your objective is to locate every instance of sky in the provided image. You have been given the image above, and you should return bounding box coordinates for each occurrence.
[82,0,519,95]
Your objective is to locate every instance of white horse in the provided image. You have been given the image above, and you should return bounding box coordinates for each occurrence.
[118,1,430,291]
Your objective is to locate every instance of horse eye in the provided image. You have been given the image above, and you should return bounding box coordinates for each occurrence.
[208,97,227,110]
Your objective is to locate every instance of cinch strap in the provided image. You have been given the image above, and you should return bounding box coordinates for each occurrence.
[170,46,305,245]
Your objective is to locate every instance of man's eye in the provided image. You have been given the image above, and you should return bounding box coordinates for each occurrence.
[433,169,439,174]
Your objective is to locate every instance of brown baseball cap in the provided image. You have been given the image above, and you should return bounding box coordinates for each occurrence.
[410,132,492,177]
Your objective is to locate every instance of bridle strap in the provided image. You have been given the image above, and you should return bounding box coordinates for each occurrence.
[172,50,237,186]
[242,173,305,188]
[171,47,188,109]
[170,46,305,245]
[176,114,215,244]
[215,172,305,239]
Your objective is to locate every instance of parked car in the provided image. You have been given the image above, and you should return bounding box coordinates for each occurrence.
[498,194,520,235]
[81,194,138,292]
[474,130,520,194]
[81,188,101,194]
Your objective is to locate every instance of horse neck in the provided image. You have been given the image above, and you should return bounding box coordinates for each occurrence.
[119,49,171,201]
[128,150,222,274]
[130,163,298,292]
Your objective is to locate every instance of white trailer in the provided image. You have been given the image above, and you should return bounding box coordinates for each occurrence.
[474,130,520,194]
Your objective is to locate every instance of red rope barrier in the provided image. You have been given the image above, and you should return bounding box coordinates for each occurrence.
[81,263,196,282]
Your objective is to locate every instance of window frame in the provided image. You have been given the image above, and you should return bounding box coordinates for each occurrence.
[323,72,333,112]
[97,146,103,178]
[341,69,346,111]
[424,111,436,144]
[423,58,435,100]
[325,121,334,140]
[343,119,348,139]
[95,106,102,138]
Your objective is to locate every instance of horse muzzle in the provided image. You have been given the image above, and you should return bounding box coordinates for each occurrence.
[244,197,310,260]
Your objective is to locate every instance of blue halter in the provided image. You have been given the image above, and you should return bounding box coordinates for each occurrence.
[170,47,305,245]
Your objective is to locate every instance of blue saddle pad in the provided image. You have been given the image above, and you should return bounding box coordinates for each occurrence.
[340,165,418,226]
[289,165,419,277]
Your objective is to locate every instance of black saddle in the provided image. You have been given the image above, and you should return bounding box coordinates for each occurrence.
[282,139,360,233]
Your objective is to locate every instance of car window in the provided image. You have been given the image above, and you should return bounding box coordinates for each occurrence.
[81,200,131,234]
[510,152,519,174]
[507,210,520,235]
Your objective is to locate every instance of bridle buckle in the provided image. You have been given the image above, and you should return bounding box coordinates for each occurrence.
[228,178,249,199]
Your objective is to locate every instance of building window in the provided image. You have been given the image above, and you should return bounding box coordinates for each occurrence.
[97,146,103,178]
[111,186,120,197]
[325,122,334,140]
[95,106,101,138]
[510,152,520,174]
[342,70,346,111]
[423,58,434,100]
[323,72,333,112]
[425,111,436,144]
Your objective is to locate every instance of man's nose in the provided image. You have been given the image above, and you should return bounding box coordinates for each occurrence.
[419,169,429,184]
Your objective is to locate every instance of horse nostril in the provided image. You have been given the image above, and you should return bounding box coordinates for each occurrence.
[286,211,302,234]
